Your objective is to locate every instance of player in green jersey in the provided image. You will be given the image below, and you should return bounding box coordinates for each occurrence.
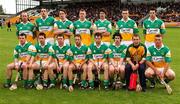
[4,33,36,88]
[145,34,175,88]
[67,35,89,92]
[73,9,93,46]
[116,8,138,46]
[48,34,70,89]
[16,12,36,44]
[87,33,111,90]
[93,8,112,46]
[28,32,54,89]
[54,9,73,45]
[143,8,166,48]
[35,8,55,44]
[109,32,127,85]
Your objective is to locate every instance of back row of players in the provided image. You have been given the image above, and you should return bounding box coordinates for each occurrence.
[4,8,175,92]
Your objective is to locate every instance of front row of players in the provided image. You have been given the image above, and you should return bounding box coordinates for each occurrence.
[4,32,175,92]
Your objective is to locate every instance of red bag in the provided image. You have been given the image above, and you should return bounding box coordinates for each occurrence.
[129,72,138,90]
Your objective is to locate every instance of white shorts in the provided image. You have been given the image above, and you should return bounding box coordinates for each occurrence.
[103,42,110,46]
[35,61,47,67]
[45,38,54,45]
[121,40,132,46]
[145,41,154,49]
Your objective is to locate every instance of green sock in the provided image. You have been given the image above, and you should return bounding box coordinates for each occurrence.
[43,80,48,84]
[104,80,109,87]
[28,80,34,85]
[62,78,67,85]
[6,79,11,84]
[89,80,94,87]
[81,80,86,87]
[50,78,56,84]
[23,80,28,86]
[69,80,73,86]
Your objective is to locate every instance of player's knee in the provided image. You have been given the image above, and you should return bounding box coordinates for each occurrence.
[166,71,175,80]
[145,70,154,78]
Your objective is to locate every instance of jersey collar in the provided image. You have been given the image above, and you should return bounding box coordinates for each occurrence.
[41,16,48,21]
[60,18,68,23]
[79,19,87,23]
[113,43,121,48]
[154,44,164,50]
[148,17,158,22]
[19,41,28,47]
[94,42,103,48]
[99,19,106,22]
[21,21,29,25]
[121,17,130,22]
[75,43,83,49]
[39,41,48,48]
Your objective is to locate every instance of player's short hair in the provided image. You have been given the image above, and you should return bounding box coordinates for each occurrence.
[132,34,140,39]
[112,32,122,40]
[122,8,129,12]
[94,33,102,38]
[150,7,157,12]
[75,34,81,39]
[38,32,46,38]
[56,34,64,38]
[79,9,86,12]
[99,8,107,15]
[19,33,27,38]
[155,34,162,38]
[59,9,67,14]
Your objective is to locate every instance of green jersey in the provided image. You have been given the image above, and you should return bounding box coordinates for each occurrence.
[143,17,166,42]
[74,19,92,46]
[52,43,70,63]
[16,22,36,44]
[88,42,111,62]
[109,44,127,61]
[67,44,88,64]
[34,42,54,61]
[54,19,73,39]
[35,16,55,38]
[146,45,171,68]
[116,18,138,41]
[14,42,35,62]
[94,19,112,42]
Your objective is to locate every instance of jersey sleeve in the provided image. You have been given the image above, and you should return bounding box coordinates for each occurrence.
[165,50,172,63]
[48,46,54,56]
[28,45,36,56]
[13,48,19,59]
[146,49,152,61]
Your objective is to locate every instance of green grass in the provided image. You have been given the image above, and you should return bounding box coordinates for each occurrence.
[0,26,180,104]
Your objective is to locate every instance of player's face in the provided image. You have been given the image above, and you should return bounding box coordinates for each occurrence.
[79,11,86,20]
[114,36,121,44]
[19,36,26,45]
[122,11,129,19]
[57,36,64,45]
[75,36,81,46]
[149,10,156,19]
[100,12,105,19]
[21,13,28,22]
[95,36,102,44]
[132,36,140,46]
[41,9,48,18]
[155,37,163,47]
[59,11,66,19]
[38,35,45,44]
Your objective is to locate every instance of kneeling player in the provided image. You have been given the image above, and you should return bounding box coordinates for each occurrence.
[145,34,175,88]
[109,33,127,86]
[48,34,70,89]
[87,33,111,90]
[28,33,54,89]
[67,35,88,92]
[4,33,35,89]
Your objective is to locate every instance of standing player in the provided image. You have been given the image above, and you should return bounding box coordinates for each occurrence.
[67,35,88,92]
[54,9,73,45]
[94,8,112,46]
[35,8,55,44]
[16,12,36,44]
[4,33,35,88]
[28,32,54,89]
[143,8,166,48]
[48,34,70,89]
[73,9,93,46]
[145,34,175,88]
[125,35,147,91]
[116,9,138,46]
[109,33,127,85]
[87,33,111,89]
